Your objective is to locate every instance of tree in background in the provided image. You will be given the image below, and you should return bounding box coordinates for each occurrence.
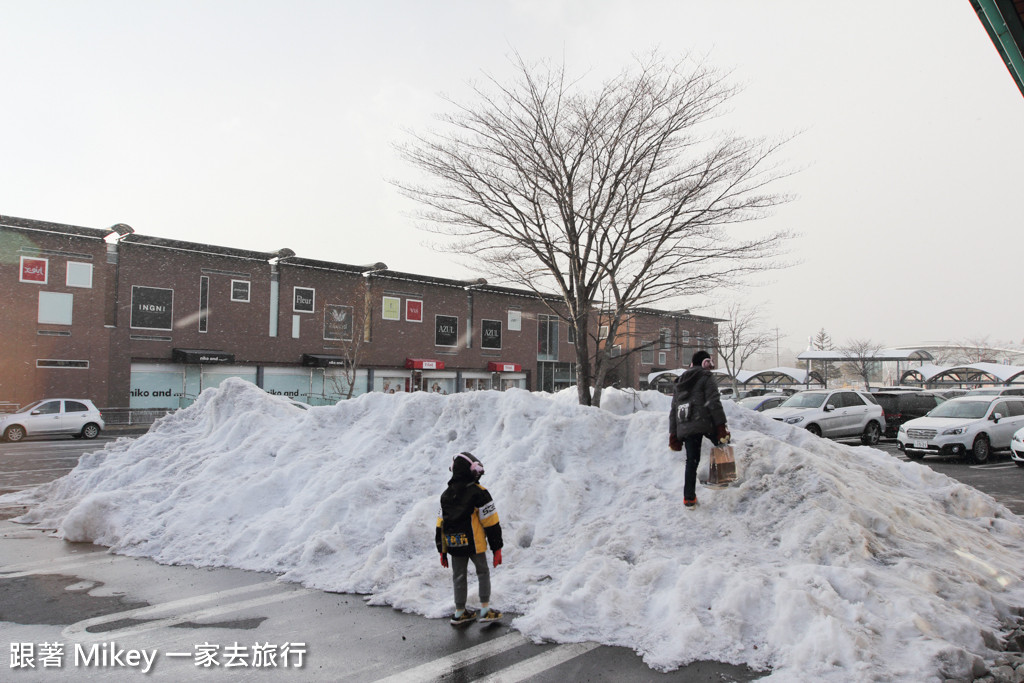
[396,52,793,407]
[715,301,774,395]
[810,328,840,387]
[841,338,885,390]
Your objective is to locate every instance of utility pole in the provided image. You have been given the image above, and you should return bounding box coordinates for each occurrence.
[773,327,782,366]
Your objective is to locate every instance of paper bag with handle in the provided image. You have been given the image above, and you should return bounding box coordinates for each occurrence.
[708,444,736,487]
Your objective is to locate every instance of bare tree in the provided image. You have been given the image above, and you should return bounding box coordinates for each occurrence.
[841,338,886,390]
[395,52,794,406]
[715,301,774,395]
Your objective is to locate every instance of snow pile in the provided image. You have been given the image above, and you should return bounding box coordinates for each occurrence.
[7,378,1024,680]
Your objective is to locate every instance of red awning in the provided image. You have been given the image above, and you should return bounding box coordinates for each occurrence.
[405,358,445,370]
[487,361,522,372]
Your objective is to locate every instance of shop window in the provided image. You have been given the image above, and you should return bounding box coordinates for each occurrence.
[38,291,73,325]
[538,315,559,361]
[66,262,93,288]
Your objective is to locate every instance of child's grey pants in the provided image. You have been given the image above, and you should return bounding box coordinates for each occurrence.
[452,553,490,609]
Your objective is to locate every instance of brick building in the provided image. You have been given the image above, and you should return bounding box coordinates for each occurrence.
[0,216,719,412]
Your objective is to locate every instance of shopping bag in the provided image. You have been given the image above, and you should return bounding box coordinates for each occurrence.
[708,444,736,487]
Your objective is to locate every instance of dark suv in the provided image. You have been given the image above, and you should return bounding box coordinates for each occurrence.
[873,391,945,438]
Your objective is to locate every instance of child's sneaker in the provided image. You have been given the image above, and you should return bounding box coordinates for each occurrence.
[449,608,479,626]
[479,608,503,623]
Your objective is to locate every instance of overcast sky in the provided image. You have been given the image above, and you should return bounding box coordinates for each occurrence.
[3,1,1021,353]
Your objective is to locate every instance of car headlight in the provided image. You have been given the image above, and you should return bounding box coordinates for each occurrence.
[942,426,968,436]
[784,416,804,425]
[898,425,906,434]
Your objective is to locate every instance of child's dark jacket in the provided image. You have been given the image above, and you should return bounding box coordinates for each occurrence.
[435,467,503,557]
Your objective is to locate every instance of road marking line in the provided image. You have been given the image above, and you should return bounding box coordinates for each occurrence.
[474,642,600,682]
[0,552,136,577]
[372,632,530,682]
[64,584,312,641]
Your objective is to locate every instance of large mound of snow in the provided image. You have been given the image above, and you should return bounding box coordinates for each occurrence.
[7,378,1024,680]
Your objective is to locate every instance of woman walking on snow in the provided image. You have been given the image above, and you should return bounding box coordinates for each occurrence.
[436,451,504,625]
[669,351,731,508]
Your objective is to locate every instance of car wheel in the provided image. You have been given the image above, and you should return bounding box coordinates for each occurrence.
[861,422,881,446]
[971,435,990,464]
[1016,461,1024,468]
[4,425,26,443]
[81,423,100,440]
[806,424,822,437]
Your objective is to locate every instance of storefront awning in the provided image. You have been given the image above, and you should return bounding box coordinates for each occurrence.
[487,361,522,372]
[172,348,235,364]
[302,354,351,368]
[405,358,445,370]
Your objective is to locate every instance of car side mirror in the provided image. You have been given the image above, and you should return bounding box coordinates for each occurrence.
[992,413,1003,422]
[30,410,41,415]
[824,404,835,412]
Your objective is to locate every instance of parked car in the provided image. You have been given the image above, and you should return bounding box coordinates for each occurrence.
[872,390,946,439]
[736,393,788,412]
[762,389,886,445]
[897,396,1024,463]
[0,399,105,442]
[1010,427,1024,468]
[964,387,1024,397]
[934,388,969,399]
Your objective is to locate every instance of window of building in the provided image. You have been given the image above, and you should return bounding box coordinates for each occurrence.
[36,359,89,369]
[38,291,73,325]
[610,344,621,357]
[508,309,521,331]
[199,276,209,333]
[66,262,93,288]
[641,345,654,365]
[658,351,667,366]
[538,315,559,361]
[660,328,672,349]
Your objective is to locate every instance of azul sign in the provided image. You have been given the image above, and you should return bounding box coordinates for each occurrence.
[435,315,458,347]
[481,319,502,350]
[130,286,174,330]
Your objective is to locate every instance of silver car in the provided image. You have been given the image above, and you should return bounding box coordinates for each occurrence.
[0,399,105,442]
[898,396,1024,464]
[762,389,886,445]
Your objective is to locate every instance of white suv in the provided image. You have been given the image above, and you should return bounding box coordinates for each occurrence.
[0,399,105,442]
[897,396,1024,464]
[762,389,886,445]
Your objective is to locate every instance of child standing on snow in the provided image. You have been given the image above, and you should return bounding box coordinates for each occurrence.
[435,451,504,625]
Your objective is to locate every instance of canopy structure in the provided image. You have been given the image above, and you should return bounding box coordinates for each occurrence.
[647,366,824,392]
[796,348,934,362]
[900,362,1024,387]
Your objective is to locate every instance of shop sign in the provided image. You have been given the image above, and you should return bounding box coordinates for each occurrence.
[382,296,401,321]
[293,287,315,313]
[435,315,458,347]
[172,348,235,364]
[324,304,353,340]
[406,358,445,370]
[406,299,423,323]
[231,280,250,302]
[130,286,174,330]
[481,319,502,349]
[20,256,48,284]
[487,361,521,372]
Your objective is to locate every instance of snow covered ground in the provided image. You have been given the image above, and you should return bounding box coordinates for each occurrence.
[5,378,1024,681]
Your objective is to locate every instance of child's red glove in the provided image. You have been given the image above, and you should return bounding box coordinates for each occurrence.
[716,424,731,445]
[440,553,448,568]
[493,549,502,567]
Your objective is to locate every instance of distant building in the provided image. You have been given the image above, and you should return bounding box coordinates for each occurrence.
[0,216,719,411]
